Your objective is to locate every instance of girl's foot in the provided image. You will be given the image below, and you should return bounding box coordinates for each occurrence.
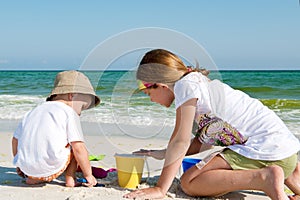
[289,195,300,200]
[285,162,300,195]
[261,165,289,200]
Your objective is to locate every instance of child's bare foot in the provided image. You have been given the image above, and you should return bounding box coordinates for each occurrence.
[16,167,26,178]
[25,177,43,185]
[65,174,77,187]
[260,165,289,200]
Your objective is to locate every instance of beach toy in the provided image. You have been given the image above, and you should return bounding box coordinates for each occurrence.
[92,166,116,178]
[77,166,116,178]
[77,178,105,187]
[89,154,105,161]
[182,158,201,172]
[114,153,146,189]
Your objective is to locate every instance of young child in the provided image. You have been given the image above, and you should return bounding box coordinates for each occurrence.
[12,70,100,187]
[124,49,300,200]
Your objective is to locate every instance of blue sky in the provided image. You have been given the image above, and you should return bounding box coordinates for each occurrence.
[0,0,299,70]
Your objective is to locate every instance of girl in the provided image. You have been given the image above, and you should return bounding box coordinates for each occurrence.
[124,49,300,200]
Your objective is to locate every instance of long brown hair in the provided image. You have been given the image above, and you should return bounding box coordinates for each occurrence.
[136,49,209,84]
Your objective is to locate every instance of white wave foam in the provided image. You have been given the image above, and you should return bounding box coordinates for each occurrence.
[0,95,44,120]
[0,95,298,132]
[0,95,176,126]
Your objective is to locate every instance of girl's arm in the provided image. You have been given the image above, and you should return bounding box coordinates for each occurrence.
[124,98,197,199]
[185,137,202,156]
[133,149,166,160]
[134,137,211,159]
[156,98,196,193]
[186,138,213,156]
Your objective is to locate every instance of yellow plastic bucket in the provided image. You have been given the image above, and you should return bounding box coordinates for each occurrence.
[114,154,146,189]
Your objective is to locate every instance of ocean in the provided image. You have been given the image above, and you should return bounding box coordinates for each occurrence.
[0,70,299,136]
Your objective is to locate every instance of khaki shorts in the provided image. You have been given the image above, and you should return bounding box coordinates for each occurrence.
[27,152,73,182]
[221,148,298,179]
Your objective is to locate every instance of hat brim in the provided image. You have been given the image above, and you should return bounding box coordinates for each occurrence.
[46,93,101,109]
[89,95,101,109]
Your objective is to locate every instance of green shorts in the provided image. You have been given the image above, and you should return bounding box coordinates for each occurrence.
[221,149,298,179]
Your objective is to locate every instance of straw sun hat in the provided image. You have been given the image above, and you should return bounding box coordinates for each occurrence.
[46,70,100,109]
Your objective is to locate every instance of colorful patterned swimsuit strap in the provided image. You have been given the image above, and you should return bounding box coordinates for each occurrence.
[195,113,248,146]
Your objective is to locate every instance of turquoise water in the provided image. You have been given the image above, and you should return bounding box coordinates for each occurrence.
[0,70,299,135]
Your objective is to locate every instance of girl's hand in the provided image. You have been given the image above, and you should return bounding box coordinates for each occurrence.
[133,149,166,160]
[123,187,165,199]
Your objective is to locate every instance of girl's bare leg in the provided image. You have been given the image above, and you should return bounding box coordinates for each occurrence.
[181,155,288,200]
[285,162,300,198]
[65,156,78,187]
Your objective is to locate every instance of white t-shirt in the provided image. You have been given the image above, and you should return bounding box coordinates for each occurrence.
[13,101,84,177]
[174,72,300,160]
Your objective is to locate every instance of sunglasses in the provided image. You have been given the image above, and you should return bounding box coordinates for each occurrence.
[143,83,158,89]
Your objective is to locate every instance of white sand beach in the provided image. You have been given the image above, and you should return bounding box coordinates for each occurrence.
[0,120,272,200]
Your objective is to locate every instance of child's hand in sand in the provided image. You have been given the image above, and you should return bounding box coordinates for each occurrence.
[82,175,97,187]
[133,149,166,160]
